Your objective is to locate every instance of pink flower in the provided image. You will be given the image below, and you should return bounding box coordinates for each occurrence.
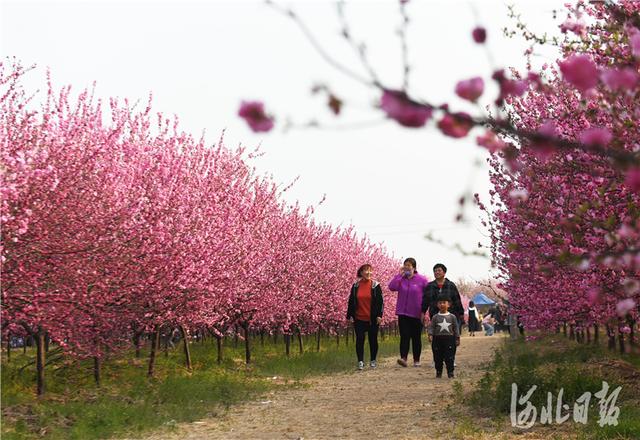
[625,167,640,193]
[559,17,587,37]
[601,68,639,91]
[628,27,640,58]
[587,288,600,305]
[476,130,506,153]
[623,278,640,296]
[455,77,484,102]
[504,80,528,96]
[492,69,528,104]
[531,121,558,161]
[238,101,275,132]
[618,224,636,240]
[472,27,486,43]
[508,188,529,201]
[569,245,585,256]
[527,72,542,89]
[558,55,599,92]
[380,90,432,128]
[579,127,612,147]
[437,112,473,138]
[620,326,632,334]
[616,298,636,317]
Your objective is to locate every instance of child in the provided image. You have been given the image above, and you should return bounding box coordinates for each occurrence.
[482,313,496,336]
[427,293,460,378]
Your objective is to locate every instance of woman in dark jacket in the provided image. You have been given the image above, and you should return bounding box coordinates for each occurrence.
[347,263,384,370]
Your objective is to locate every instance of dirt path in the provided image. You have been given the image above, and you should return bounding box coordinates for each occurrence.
[129,334,525,440]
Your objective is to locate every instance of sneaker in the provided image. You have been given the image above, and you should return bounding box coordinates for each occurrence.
[413,361,421,367]
[436,372,442,378]
[454,362,458,367]
[370,360,377,368]
[448,373,455,378]
[397,358,408,367]
[357,361,364,370]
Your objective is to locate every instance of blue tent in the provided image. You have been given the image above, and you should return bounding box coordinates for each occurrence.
[471,292,496,306]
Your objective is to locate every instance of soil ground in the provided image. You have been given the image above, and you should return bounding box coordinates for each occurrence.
[128,334,555,440]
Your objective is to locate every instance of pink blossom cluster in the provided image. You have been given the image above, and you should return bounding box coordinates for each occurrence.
[0,61,399,359]
[481,2,640,333]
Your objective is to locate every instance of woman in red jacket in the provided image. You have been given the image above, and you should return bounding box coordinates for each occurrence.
[346,264,384,370]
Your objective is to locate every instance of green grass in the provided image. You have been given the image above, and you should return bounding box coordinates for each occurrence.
[466,333,640,439]
[1,333,401,439]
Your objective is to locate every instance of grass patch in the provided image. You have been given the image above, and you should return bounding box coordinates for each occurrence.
[1,333,401,439]
[465,333,640,439]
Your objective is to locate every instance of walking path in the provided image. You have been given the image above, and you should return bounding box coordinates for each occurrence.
[128,334,545,439]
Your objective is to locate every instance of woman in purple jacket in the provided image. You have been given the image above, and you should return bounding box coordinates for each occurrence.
[388,257,429,367]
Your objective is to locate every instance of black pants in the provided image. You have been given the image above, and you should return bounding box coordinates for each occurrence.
[432,335,456,375]
[398,315,422,362]
[354,320,379,362]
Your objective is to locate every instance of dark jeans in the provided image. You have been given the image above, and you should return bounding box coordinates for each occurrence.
[432,335,456,375]
[354,320,379,362]
[398,315,422,362]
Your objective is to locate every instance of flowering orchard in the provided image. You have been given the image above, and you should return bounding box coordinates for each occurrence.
[483,2,639,347]
[239,2,639,348]
[0,61,399,395]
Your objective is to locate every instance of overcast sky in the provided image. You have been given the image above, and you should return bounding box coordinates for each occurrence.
[1,0,564,281]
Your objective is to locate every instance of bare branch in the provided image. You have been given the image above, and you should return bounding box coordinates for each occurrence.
[336,0,383,88]
[266,0,377,88]
[282,116,388,132]
[398,1,411,90]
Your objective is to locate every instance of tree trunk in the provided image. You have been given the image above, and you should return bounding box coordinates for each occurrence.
[44,333,50,353]
[594,324,599,344]
[628,318,636,346]
[234,325,239,348]
[586,326,591,344]
[134,332,142,358]
[243,323,251,364]
[563,322,567,337]
[93,356,101,386]
[147,326,161,378]
[36,329,46,396]
[164,333,169,358]
[260,330,265,347]
[6,332,10,363]
[285,334,291,357]
[273,333,278,344]
[569,324,575,340]
[214,334,222,364]
[510,314,518,340]
[577,328,583,343]
[316,330,321,352]
[296,328,304,354]
[606,324,616,351]
[618,323,626,354]
[345,327,349,346]
[180,325,192,370]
